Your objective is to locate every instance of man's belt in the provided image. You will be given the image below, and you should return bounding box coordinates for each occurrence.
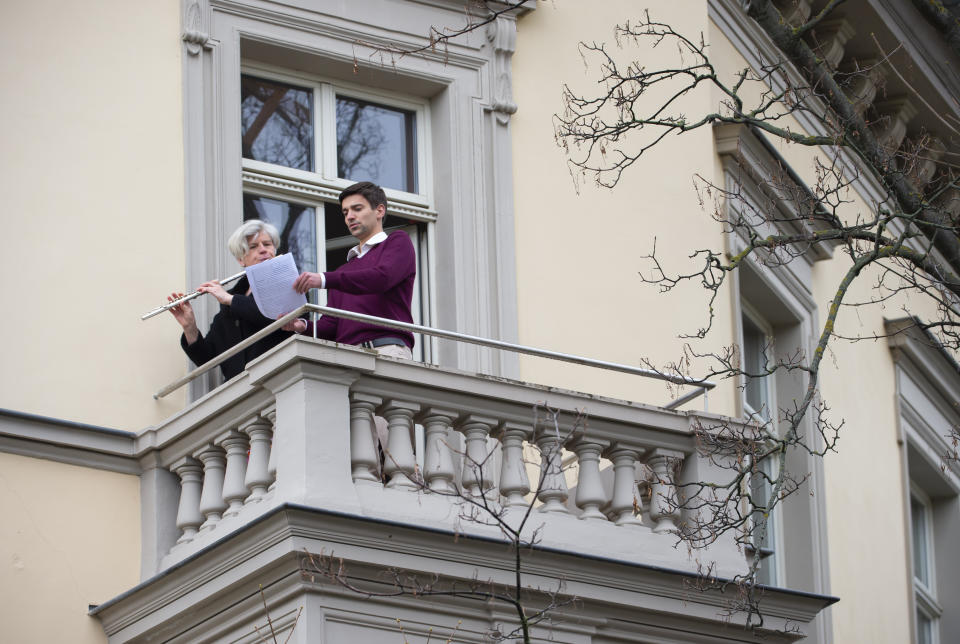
[360,337,407,349]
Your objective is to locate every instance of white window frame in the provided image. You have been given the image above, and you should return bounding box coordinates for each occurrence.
[910,484,942,644]
[240,61,434,208]
[738,299,785,587]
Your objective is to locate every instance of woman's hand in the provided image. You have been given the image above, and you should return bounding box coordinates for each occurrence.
[197,280,233,306]
[167,293,200,344]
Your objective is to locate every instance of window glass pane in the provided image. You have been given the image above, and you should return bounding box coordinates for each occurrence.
[912,495,930,586]
[751,458,777,586]
[917,608,933,644]
[336,96,417,193]
[743,314,769,418]
[243,195,317,275]
[241,75,313,171]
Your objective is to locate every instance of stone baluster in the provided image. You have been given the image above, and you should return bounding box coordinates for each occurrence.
[534,424,569,514]
[241,415,273,504]
[379,400,421,489]
[498,421,531,509]
[571,439,608,521]
[195,444,228,532]
[646,449,685,534]
[218,430,250,518]
[172,457,204,544]
[350,393,382,484]
[606,447,644,526]
[417,408,459,494]
[263,405,278,491]
[458,415,497,498]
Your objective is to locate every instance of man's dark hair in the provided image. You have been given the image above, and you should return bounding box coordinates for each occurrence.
[339,181,387,211]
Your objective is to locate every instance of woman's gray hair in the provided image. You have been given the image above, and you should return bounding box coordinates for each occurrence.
[228,219,280,261]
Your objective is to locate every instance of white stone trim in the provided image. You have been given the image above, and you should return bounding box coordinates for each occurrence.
[0,408,139,475]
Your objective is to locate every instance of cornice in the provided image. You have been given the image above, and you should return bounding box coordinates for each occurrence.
[0,407,139,474]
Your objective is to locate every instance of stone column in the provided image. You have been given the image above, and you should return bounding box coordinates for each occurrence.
[458,415,497,498]
[535,426,569,514]
[218,429,250,518]
[417,407,459,493]
[498,421,531,509]
[606,447,644,526]
[646,449,685,534]
[196,444,228,532]
[380,400,421,490]
[571,439,608,521]
[350,393,382,484]
[172,456,204,544]
[241,415,273,504]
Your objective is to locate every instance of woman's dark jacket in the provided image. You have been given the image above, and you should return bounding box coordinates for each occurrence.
[180,277,292,381]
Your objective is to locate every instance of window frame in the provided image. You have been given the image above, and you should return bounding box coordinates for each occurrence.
[240,61,434,209]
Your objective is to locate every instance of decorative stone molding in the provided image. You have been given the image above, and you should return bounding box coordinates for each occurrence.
[811,20,855,70]
[872,98,917,152]
[487,16,518,123]
[182,0,212,55]
[646,448,685,534]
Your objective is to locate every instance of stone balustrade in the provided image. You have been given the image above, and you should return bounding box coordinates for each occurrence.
[136,337,742,577]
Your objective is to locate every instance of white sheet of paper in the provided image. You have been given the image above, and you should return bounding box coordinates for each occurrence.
[244,253,307,319]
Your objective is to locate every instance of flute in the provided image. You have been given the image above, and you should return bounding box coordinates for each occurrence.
[140,270,246,320]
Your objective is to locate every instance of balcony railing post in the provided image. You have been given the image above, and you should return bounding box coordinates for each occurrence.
[240,415,273,504]
[195,444,228,532]
[379,399,421,490]
[416,407,460,494]
[533,422,569,514]
[260,363,361,507]
[349,393,382,484]
[570,439,609,521]
[497,421,532,508]
[171,456,204,544]
[606,447,645,526]
[457,415,498,498]
[647,449,685,534]
[218,429,250,518]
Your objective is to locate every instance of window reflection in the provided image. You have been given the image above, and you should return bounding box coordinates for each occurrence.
[243,194,317,275]
[241,76,313,171]
[336,96,417,193]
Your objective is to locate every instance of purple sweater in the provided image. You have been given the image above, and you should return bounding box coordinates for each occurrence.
[309,231,416,348]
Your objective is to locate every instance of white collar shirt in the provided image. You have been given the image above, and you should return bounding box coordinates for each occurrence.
[347,231,388,261]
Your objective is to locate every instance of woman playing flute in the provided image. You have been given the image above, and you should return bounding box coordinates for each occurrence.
[166,220,293,380]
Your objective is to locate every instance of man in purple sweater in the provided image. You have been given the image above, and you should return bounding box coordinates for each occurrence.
[288,181,416,359]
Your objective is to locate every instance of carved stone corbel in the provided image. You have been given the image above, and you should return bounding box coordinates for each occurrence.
[182,0,212,55]
[487,16,518,124]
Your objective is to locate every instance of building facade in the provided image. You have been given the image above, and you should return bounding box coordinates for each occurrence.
[1,0,957,642]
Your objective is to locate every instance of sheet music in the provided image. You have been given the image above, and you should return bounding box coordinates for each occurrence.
[245,253,307,319]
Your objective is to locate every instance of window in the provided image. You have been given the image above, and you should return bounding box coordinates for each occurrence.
[910,488,940,644]
[887,318,960,644]
[739,301,783,587]
[181,0,525,394]
[238,68,432,359]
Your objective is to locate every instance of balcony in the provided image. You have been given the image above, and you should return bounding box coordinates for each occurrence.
[91,337,832,642]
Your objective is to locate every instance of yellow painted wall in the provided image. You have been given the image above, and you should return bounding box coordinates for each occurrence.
[0,452,140,644]
[512,0,739,417]
[0,0,188,430]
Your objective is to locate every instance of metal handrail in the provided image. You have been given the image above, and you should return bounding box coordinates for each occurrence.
[155,304,716,406]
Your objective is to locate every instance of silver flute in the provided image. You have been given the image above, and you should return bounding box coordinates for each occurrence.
[140,270,246,320]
